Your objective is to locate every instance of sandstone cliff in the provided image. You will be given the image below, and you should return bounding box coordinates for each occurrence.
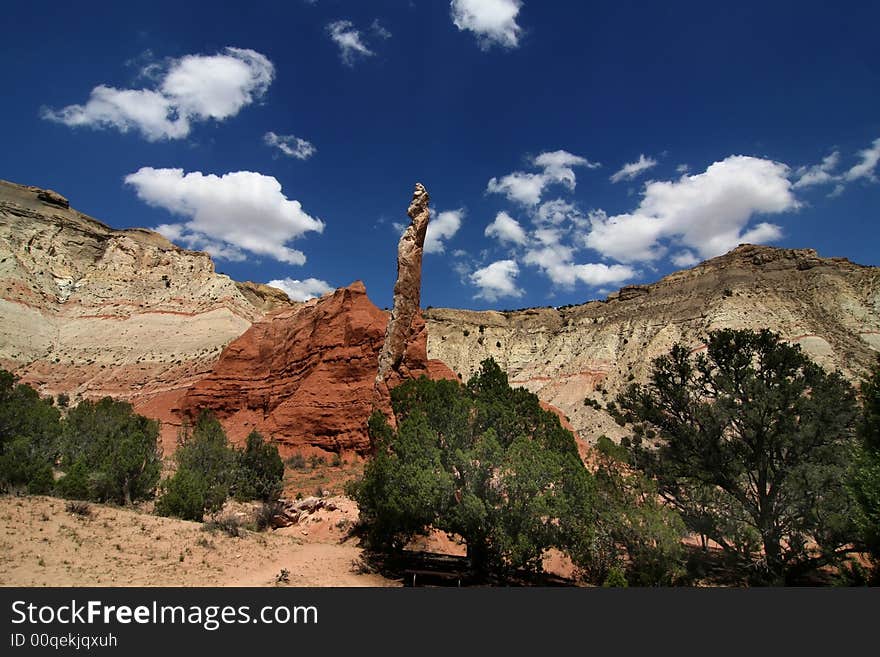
[425,244,880,443]
[0,179,291,412]
[179,282,390,454]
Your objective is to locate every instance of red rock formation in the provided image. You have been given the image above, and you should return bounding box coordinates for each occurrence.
[177,277,457,455]
[178,282,393,454]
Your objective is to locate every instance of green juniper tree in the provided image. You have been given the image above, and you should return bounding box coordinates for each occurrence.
[156,411,235,521]
[618,328,860,585]
[57,397,162,504]
[351,359,596,579]
[0,370,60,494]
[851,356,880,579]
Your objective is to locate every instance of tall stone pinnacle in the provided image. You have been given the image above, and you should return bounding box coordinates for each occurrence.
[375,183,430,388]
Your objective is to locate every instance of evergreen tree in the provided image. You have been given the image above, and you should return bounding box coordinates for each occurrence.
[156,411,234,521]
[350,359,596,578]
[233,430,284,502]
[618,329,859,584]
[0,370,61,494]
[58,397,162,504]
[851,356,880,576]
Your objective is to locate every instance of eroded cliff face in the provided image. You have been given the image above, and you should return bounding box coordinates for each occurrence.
[0,180,291,410]
[179,282,390,455]
[425,244,880,443]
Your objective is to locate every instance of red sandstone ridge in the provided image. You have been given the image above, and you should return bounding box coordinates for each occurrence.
[178,281,453,455]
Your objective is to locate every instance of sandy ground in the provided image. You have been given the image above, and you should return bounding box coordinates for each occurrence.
[0,495,399,587]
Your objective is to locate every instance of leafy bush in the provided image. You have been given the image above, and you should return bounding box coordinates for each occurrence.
[233,430,284,502]
[156,412,234,521]
[58,397,161,504]
[286,453,307,470]
[349,358,596,579]
[851,356,880,580]
[0,370,61,494]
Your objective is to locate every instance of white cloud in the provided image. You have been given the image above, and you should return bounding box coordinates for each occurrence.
[370,19,392,40]
[670,251,700,268]
[267,277,333,301]
[845,137,880,182]
[42,48,273,141]
[610,154,658,183]
[584,156,797,263]
[484,211,527,246]
[264,132,316,160]
[524,244,636,288]
[791,137,880,193]
[793,151,840,189]
[450,0,523,50]
[676,164,690,174]
[425,209,464,254]
[327,20,375,66]
[486,171,546,206]
[470,259,523,301]
[534,199,586,227]
[125,168,324,265]
[487,149,599,206]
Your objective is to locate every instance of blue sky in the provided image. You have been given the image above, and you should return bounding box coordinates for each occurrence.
[1,0,878,310]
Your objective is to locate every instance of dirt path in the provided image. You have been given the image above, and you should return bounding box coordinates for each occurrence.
[0,495,399,587]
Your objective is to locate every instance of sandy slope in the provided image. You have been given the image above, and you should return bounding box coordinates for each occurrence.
[0,496,399,587]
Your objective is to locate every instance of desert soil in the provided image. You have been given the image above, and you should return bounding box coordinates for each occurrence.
[0,495,399,587]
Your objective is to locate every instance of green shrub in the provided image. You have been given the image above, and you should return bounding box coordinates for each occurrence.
[0,370,61,494]
[155,467,210,521]
[350,358,596,579]
[58,397,161,504]
[156,412,234,521]
[233,430,284,502]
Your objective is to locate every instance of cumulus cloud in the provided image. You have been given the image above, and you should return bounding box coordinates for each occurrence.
[484,211,527,246]
[584,155,797,263]
[425,209,464,254]
[523,243,636,288]
[610,154,658,183]
[487,149,599,205]
[450,0,523,50]
[267,277,333,301]
[125,167,324,265]
[670,251,700,268]
[264,132,316,160]
[42,48,273,141]
[470,259,523,301]
[327,20,375,66]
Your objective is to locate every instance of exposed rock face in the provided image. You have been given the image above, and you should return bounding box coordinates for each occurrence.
[426,244,880,444]
[179,282,390,454]
[0,179,292,447]
[375,183,432,392]
[178,281,454,455]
